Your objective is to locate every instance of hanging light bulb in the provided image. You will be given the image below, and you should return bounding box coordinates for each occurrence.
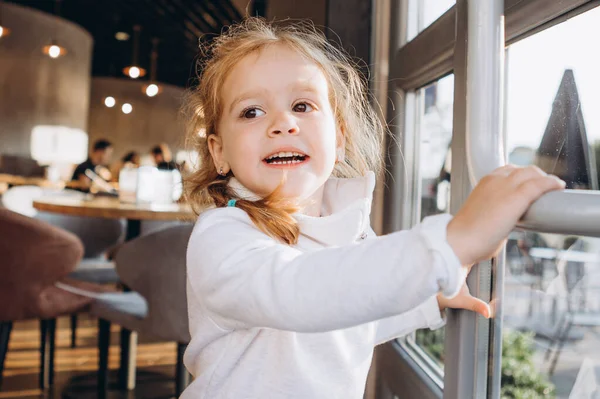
[42,0,67,58]
[43,41,67,58]
[128,66,141,79]
[104,96,116,107]
[122,103,133,114]
[0,0,12,39]
[146,84,159,97]
[0,25,10,39]
[123,25,146,79]
[143,38,162,97]
[49,45,60,57]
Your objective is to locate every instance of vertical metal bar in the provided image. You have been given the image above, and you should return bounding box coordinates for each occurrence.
[445,3,479,396]
[488,45,511,399]
[466,2,506,399]
[445,1,505,398]
[465,0,506,184]
[444,2,481,399]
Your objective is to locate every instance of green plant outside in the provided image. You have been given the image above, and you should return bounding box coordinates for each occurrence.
[415,329,555,398]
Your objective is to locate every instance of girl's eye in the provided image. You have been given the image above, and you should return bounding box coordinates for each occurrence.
[293,102,314,113]
[242,108,265,119]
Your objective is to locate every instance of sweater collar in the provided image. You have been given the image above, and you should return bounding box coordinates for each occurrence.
[228,172,375,246]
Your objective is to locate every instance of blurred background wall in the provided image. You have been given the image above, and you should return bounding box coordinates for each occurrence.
[88,77,186,162]
[0,2,92,157]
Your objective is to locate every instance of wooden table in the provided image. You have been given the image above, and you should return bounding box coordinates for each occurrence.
[0,174,96,194]
[33,195,195,240]
[0,173,54,186]
[0,174,64,194]
[32,195,195,393]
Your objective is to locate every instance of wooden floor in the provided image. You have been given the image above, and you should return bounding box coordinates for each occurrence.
[1,315,181,399]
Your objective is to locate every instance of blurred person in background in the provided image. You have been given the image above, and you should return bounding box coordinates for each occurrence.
[110,151,141,181]
[71,139,113,191]
[151,143,178,170]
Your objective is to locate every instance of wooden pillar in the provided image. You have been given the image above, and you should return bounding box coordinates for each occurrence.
[326,0,372,74]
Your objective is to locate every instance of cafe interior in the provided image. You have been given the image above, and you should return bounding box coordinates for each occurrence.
[0,0,366,397]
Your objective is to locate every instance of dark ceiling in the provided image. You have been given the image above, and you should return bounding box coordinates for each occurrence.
[8,0,245,87]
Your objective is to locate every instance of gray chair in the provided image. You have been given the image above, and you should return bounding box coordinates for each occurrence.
[36,212,126,348]
[36,212,125,283]
[90,224,193,397]
[140,219,187,236]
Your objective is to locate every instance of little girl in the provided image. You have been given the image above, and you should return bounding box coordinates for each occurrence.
[181,18,564,398]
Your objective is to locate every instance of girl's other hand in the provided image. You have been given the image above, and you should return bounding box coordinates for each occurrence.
[447,165,565,266]
[437,283,491,318]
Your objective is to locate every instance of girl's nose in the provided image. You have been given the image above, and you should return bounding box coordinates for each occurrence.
[268,113,299,136]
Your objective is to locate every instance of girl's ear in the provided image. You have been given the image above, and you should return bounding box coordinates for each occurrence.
[207,134,229,174]
[336,126,346,163]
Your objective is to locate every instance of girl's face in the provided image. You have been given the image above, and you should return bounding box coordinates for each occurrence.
[208,44,343,204]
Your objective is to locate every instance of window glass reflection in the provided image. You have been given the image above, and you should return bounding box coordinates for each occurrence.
[504,7,600,398]
[408,74,454,367]
[506,9,600,190]
[408,0,455,40]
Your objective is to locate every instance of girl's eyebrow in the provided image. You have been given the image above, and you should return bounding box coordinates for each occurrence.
[289,81,320,95]
[228,88,269,114]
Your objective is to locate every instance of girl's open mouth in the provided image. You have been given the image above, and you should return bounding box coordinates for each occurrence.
[263,151,309,167]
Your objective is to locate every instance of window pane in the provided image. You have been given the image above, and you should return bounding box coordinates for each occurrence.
[408,0,455,39]
[420,0,454,31]
[504,7,600,398]
[506,9,600,189]
[419,74,453,221]
[409,74,454,367]
[504,231,600,398]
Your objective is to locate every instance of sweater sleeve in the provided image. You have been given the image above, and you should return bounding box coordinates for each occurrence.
[374,295,445,345]
[186,208,465,333]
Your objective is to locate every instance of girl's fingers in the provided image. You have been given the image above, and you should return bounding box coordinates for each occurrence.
[465,296,491,319]
[514,175,566,207]
[450,290,491,318]
[507,165,547,186]
[490,164,517,176]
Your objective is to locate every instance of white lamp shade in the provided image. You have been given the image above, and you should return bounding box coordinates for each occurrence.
[127,166,182,204]
[30,125,88,165]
